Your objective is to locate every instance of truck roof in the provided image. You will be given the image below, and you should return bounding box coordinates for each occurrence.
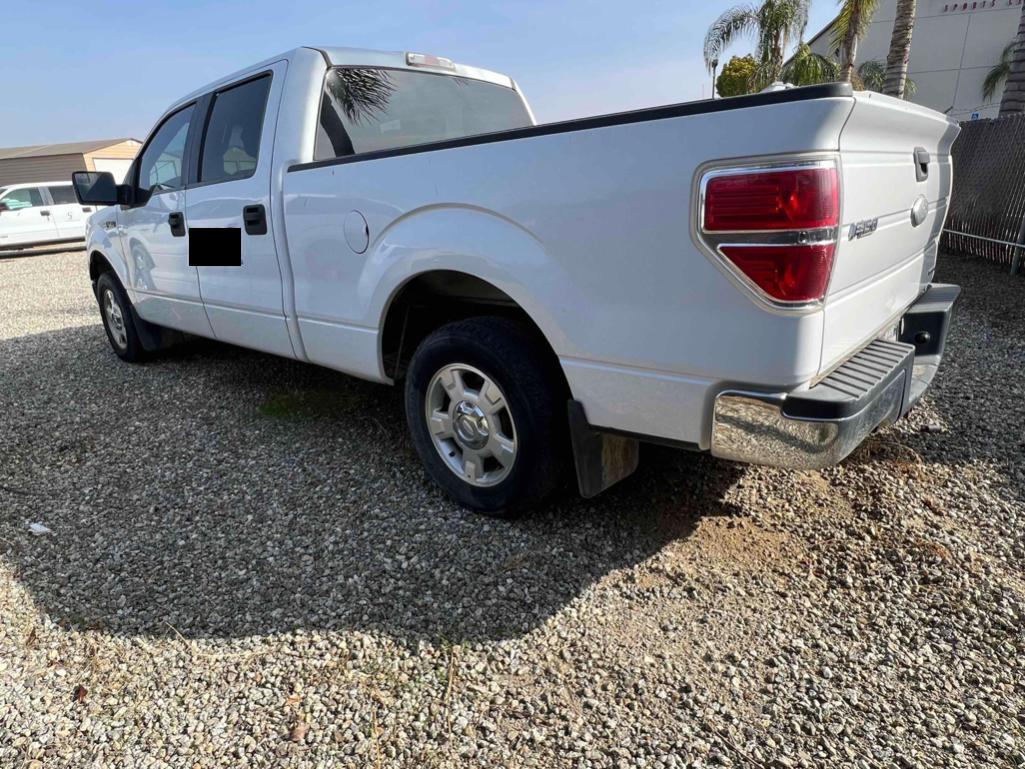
[171,46,515,112]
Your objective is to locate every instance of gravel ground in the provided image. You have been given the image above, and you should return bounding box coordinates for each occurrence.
[0,249,1022,769]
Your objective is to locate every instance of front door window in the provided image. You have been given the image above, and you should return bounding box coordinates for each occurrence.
[2,187,44,209]
[137,105,194,195]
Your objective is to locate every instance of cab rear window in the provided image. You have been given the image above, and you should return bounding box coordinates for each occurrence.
[315,67,532,161]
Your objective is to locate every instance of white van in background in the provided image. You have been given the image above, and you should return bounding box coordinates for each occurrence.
[0,181,95,250]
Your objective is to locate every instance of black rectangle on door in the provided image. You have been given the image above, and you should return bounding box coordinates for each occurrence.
[189,227,242,266]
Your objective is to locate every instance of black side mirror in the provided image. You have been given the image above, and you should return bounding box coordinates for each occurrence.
[72,171,131,206]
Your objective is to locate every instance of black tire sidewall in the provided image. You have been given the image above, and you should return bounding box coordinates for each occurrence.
[404,318,564,515]
[95,272,145,362]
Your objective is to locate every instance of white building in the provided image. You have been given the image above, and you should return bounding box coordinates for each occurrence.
[807,0,1024,119]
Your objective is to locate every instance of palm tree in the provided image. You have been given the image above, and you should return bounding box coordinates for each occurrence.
[834,0,880,83]
[856,59,916,98]
[704,0,811,89]
[855,59,886,91]
[985,41,1018,104]
[883,0,915,98]
[1000,7,1025,115]
[781,43,840,85]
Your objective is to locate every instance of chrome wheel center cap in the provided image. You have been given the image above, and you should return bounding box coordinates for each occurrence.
[425,363,518,488]
[453,400,490,449]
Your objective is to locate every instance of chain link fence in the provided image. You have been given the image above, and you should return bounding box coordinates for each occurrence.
[941,114,1025,273]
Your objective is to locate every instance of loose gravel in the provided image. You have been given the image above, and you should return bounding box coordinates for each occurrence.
[1,249,1022,768]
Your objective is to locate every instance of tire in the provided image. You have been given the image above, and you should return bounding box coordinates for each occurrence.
[95,271,147,362]
[404,316,567,516]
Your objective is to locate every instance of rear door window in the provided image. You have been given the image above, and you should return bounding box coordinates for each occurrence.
[315,67,533,160]
[199,75,272,184]
[47,186,78,205]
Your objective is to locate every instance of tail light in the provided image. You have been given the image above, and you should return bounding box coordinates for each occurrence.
[698,162,840,308]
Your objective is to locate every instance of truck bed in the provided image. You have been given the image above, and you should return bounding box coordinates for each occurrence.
[282,80,955,449]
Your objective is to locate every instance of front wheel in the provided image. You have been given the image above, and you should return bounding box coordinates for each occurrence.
[95,271,147,362]
[404,317,567,516]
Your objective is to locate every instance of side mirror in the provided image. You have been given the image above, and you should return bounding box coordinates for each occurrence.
[0,201,9,214]
[72,171,130,207]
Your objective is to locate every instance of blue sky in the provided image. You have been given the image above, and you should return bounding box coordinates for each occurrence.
[0,1,838,147]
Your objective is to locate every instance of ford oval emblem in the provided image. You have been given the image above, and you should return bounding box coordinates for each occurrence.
[910,195,929,228]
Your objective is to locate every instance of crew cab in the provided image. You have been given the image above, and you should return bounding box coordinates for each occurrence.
[73,46,961,515]
[0,181,94,249]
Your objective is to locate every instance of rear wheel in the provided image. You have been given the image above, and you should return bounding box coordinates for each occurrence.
[95,271,146,362]
[404,317,566,516]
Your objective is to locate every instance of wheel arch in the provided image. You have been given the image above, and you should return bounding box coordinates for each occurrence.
[379,268,568,396]
[364,206,577,387]
[89,250,114,283]
[86,234,129,289]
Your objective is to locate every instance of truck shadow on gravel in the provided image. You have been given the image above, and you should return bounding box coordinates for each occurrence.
[2,324,746,644]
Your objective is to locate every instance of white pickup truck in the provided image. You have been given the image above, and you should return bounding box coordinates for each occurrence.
[0,181,95,249]
[74,46,961,515]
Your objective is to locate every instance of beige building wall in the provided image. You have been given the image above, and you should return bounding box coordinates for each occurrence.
[808,0,1023,119]
[85,139,141,183]
[83,139,141,170]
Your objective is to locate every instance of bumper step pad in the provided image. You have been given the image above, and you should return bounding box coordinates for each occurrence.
[783,339,914,421]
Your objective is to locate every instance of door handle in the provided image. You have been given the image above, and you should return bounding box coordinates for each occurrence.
[914,147,930,182]
[168,211,186,237]
[242,204,267,235]
[40,210,51,217]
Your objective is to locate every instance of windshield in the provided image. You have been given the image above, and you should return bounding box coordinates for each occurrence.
[315,67,533,160]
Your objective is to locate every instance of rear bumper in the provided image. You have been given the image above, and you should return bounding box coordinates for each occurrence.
[710,283,960,470]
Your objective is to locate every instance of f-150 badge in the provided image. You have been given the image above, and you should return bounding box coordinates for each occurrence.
[848,218,879,240]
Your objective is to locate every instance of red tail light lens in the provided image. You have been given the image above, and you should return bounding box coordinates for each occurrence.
[700,163,840,305]
[719,244,835,303]
[704,167,839,232]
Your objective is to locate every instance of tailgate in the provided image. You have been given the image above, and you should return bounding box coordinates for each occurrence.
[820,91,960,374]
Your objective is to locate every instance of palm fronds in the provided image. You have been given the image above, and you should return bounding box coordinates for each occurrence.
[856,59,916,98]
[325,68,396,125]
[704,6,759,72]
[832,0,879,49]
[856,59,886,91]
[983,41,1017,102]
[704,0,810,84]
[833,0,881,81]
[782,43,840,85]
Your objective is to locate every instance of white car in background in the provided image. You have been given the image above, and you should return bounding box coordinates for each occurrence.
[0,181,96,250]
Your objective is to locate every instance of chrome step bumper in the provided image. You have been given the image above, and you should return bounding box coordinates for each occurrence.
[710,283,960,470]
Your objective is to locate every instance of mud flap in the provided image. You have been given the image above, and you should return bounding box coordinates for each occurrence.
[567,400,640,498]
[126,298,187,352]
